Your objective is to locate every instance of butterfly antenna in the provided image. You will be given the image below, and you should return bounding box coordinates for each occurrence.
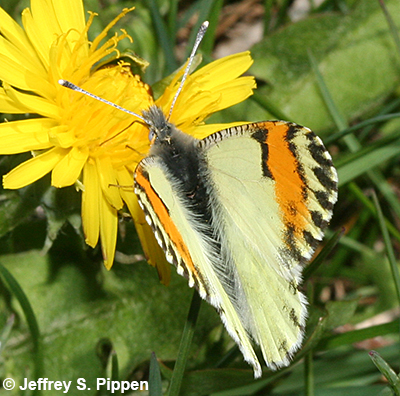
[59,21,209,123]
[167,21,209,121]
[58,79,147,123]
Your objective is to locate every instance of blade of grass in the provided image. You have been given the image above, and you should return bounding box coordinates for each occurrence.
[167,290,202,396]
[149,352,163,396]
[0,314,15,355]
[303,228,344,282]
[325,112,400,145]
[336,138,400,186]
[214,345,242,370]
[368,165,400,221]
[336,128,400,172]
[319,320,399,350]
[251,91,290,120]
[304,351,314,396]
[147,0,177,74]
[0,262,43,382]
[264,0,275,35]
[324,211,377,283]
[294,315,330,364]
[305,280,315,396]
[184,0,216,60]
[0,263,40,352]
[178,2,203,28]
[369,350,400,396]
[378,0,400,60]
[335,233,376,256]
[371,190,400,306]
[167,0,179,39]
[110,350,119,383]
[358,96,400,141]
[305,280,316,395]
[199,0,223,57]
[371,188,400,369]
[275,0,294,31]
[347,183,400,243]
[307,49,347,131]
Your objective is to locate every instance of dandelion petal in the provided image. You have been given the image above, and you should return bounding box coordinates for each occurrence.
[0,118,53,154]
[82,161,100,248]
[52,146,88,187]
[99,195,118,270]
[3,147,66,189]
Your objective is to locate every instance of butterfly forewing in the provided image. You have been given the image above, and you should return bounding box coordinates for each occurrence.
[135,146,262,375]
[199,121,337,370]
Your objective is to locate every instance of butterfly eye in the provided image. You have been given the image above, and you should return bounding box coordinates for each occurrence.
[149,129,157,143]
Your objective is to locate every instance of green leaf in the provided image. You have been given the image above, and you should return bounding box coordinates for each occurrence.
[248,0,400,131]
[41,186,83,254]
[0,178,48,239]
[320,300,360,333]
[1,251,219,396]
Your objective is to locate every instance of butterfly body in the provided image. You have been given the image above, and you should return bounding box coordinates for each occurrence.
[134,105,338,378]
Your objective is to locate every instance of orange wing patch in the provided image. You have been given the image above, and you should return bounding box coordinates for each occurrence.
[135,166,199,278]
[260,122,309,239]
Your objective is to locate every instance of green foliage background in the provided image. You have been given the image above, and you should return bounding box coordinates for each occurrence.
[1,0,400,395]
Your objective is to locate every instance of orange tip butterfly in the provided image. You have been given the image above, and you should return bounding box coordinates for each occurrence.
[60,21,338,378]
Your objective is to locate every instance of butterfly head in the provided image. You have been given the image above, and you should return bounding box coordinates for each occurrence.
[142,105,172,145]
[141,103,199,168]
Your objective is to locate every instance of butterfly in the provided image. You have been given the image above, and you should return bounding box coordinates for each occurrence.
[134,110,337,378]
[60,21,338,378]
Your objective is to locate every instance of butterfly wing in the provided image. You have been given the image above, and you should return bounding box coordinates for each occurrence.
[134,135,262,375]
[134,120,337,377]
[199,121,337,372]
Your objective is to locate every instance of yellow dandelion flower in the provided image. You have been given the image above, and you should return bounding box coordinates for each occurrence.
[0,0,256,282]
